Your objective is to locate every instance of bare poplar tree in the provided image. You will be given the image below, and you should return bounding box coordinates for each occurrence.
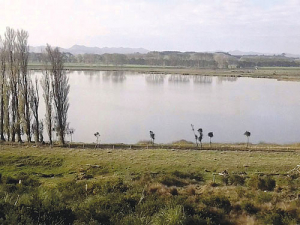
[30,78,39,143]
[41,70,53,145]
[16,29,31,142]
[0,35,6,141]
[45,44,69,145]
[3,81,10,141]
[5,27,17,142]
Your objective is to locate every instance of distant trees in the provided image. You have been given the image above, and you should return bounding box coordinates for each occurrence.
[191,124,203,148]
[150,131,155,145]
[244,131,251,147]
[66,126,75,143]
[94,132,100,148]
[191,124,198,146]
[208,132,214,147]
[198,128,203,148]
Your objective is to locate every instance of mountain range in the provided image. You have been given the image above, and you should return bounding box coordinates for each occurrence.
[29,45,149,55]
[228,50,300,58]
[29,45,300,58]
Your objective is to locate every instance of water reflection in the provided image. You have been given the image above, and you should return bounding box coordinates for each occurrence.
[217,76,238,83]
[83,70,101,82]
[145,74,165,84]
[102,71,126,83]
[168,75,190,83]
[83,70,101,76]
[192,75,212,85]
[28,70,300,144]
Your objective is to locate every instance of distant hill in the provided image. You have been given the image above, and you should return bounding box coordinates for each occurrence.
[229,50,300,58]
[229,50,266,56]
[29,45,149,55]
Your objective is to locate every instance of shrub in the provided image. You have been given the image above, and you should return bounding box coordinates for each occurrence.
[241,202,259,215]
[229,174,246,186]
[186,185,196,195]
[256,192,273,204]
[247,175,276,191]
[169,187,178,196]
[153,205,187,225]
[16,173,40,187]
[222,174,245,186]
[172,170,204,182]
[117,213,152,225]
[203,195,231,213]
[158,174,187,187]
[261,209,295,225]
[5,176,19,185]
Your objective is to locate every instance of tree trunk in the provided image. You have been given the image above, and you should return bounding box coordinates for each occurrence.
[0,82,4,141]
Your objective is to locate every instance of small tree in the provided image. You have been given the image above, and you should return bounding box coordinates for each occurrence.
[198,128,203,148]
[94,132,100,148]
[244,131,251,148]
[67,127,75,143]
[208,132,213,147]
[150,131,155,145]
[191,124,198,146]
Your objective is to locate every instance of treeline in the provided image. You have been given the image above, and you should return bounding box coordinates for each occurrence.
[29,51,300,68]
[0,27,69,145]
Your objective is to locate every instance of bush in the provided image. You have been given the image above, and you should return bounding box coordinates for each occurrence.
[222,174,246,186]
[229,174,246,186]
[172,170,204,182]
[203,195,231,213]
[153,205,187,225]
[186,185,196,195]
[261,209,296,225]
[247,175,276,191]
[16,173,40,187]
[241,202,259,215]
[158,175,187,187]
[256,192,273,204]
[5,176,19,185]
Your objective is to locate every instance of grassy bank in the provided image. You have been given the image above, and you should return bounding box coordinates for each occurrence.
[28,63,300,81]
[0,144,300,224]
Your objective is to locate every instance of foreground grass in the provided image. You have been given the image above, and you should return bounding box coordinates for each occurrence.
[0,145,300,224]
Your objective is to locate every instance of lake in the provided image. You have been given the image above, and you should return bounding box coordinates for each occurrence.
[33,70,300,144]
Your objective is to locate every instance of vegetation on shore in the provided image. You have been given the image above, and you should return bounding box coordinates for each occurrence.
[0,144,300,224]
[29,63,300,81]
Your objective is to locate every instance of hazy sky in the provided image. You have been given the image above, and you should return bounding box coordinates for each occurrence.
[1,0,299,53]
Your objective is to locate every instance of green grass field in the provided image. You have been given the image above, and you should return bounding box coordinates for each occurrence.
[1,144,300,224]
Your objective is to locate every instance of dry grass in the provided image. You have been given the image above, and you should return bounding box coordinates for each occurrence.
[1,144,300,224]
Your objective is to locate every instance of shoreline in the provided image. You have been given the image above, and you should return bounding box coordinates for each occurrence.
[28,63,300,81]
[2,141,300,152]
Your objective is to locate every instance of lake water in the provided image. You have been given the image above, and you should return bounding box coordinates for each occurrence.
[33,70,300,144]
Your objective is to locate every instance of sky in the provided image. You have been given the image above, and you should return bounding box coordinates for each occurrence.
[0,0,300,54]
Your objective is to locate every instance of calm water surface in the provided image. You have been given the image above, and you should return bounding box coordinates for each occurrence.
[34,71,300,144]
